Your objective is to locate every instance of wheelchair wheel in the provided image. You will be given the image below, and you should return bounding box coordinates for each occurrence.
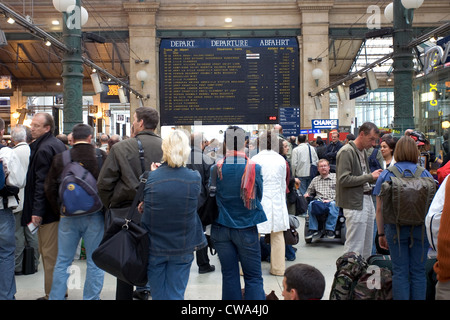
[304,215,312,244]
[339,223,346,245]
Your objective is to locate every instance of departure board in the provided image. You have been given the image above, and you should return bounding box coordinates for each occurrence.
[159,38,299,126]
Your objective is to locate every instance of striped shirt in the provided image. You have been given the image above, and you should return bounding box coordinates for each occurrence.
[305,173,336,201]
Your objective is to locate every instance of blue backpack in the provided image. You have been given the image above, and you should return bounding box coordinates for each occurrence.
[58,150,103,216]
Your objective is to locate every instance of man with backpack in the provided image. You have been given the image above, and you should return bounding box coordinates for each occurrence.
[44,124,107,300]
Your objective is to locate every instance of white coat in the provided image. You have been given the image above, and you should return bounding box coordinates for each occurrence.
[252,150,289,234]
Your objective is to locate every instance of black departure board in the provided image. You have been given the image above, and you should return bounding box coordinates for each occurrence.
[159,38,299,126]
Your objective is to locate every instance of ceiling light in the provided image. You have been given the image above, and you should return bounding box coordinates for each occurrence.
[225,18,232,23]
[45,40,52,46]
[7,17,15,24]
[52,20,60,25]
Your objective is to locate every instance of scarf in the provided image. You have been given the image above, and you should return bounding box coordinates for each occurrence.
[217,150,257,210]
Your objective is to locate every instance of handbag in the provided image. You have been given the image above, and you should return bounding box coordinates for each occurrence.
[265,215,299,245]
[294,189,308,216]
[308,145,318,179]
[92,171,149,287]
[197,165,219,225]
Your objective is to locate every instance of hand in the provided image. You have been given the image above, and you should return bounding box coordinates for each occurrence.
[31,215,42,227]
[150,162,161,171]
[371,169,383,180]
[378,234,389,250]
[294,178,300,189]
[138,201,144,214]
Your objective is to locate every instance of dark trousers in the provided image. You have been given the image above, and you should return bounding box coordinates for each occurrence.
[196,245,210,271]
[116,279,133,300]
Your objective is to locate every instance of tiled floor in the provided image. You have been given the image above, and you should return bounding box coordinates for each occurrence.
[14,217,345,300]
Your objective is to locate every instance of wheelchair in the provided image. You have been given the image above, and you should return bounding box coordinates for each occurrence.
[303,196,346,245]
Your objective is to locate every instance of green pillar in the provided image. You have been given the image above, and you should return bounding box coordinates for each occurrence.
[61,0,83,134]
[392,0,415,134]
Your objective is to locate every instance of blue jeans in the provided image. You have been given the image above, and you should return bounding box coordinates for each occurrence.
[0,209,16,300]
[307,200,339,231]
[211,224,265,300]
[385,224,429,300]
[298,177,312,195]
[49,212,105,300]
[147,253,194,300]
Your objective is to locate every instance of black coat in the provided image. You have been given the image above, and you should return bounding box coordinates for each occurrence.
[186,146,214,209]
[22,132,66,226]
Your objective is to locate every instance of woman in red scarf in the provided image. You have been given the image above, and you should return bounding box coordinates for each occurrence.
[211,126,267,300]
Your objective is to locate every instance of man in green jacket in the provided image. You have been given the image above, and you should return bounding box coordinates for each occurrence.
[336,122,382,259]
[97,107,163,300]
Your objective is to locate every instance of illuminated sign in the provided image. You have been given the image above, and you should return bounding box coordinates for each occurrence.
[312,119,339,130]
[0,76,11,89]
[423,36,450,74]
[159,38,299,126]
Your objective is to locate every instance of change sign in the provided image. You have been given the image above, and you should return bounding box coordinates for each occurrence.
[311,119,339,130]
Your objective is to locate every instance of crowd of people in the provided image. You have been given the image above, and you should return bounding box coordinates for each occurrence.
[1,107,449,301]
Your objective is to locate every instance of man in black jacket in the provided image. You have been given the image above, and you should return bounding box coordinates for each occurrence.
[44,123,107,300]
[22,112,66,300]
[325,131,343,173]
[187,132,215,274]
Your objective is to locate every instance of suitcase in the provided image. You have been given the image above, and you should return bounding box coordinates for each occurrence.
[22,246,35,275]
[367,254,392,272]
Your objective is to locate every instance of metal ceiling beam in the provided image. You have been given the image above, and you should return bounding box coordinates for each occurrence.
[17,43,46,80]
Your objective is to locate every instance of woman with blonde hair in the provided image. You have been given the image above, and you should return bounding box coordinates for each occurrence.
[140,129,207,300]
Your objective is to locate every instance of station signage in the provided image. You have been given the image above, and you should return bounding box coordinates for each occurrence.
[349,78,367,100]
[423,36,450,74]
[311,119,339,130]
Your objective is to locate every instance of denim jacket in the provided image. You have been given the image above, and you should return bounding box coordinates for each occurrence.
[214,157,267,228]
[141,163,207,256]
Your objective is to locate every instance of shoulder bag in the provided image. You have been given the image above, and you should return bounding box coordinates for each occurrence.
[308,145,318,179]
[92,171,149,287]
[197,165,219,225]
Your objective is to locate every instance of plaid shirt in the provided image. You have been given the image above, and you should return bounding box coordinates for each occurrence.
[306,173,336,200]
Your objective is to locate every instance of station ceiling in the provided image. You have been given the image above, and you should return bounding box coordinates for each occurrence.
[0,1,448,96]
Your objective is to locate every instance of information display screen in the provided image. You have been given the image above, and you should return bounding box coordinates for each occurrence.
[159,37,299,126]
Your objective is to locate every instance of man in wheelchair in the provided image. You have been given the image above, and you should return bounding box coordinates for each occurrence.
[304,159,340,240]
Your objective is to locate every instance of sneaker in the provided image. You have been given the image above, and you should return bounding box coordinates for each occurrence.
[325,230,335,239]
[305,230,318,239]
[199,265,215,274]
[133,290,150,300]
